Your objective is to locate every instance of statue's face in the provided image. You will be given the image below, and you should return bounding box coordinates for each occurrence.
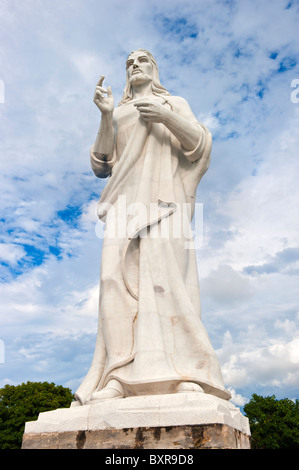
[126,51,153,86]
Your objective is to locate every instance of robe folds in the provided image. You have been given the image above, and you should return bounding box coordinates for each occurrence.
[74,95,231,405]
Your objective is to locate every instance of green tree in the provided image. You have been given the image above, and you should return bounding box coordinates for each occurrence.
[0,381,73,449]
[244,393,299,449]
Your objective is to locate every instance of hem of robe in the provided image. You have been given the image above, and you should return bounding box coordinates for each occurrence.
[75,377,231,406]
[107,375,231,401]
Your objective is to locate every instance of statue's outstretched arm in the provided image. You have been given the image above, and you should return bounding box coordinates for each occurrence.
[93,76,114,159]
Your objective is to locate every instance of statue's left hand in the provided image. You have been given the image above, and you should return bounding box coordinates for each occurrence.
[134,99,169,123]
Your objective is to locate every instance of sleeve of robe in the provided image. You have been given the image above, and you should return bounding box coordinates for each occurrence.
[90,147,115,178]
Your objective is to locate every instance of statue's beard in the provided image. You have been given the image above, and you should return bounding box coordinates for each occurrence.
[129,72,152,86]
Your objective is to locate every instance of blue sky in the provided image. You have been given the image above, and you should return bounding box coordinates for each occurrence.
[0,0,299,409]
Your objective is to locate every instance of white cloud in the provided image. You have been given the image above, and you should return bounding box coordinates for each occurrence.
[202,107,299,274]
[201,264,253,304]
[274,318,297,336]
[216,326,299,394]
[0,243,26,265]
[197,113,220,131]
[228,388,249,408]
[70,52,114,86]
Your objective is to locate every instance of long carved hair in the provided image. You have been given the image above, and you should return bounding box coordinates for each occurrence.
[118,49,171,105]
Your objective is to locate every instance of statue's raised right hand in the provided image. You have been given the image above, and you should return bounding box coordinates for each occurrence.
[93,76,114,114]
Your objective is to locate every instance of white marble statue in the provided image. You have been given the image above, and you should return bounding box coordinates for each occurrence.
[74,49,231,405]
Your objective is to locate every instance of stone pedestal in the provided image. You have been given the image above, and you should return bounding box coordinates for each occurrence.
[22,393,250,449]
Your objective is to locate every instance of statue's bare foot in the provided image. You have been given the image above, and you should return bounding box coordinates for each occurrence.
[91,379,124,401]
[175,382,204,393]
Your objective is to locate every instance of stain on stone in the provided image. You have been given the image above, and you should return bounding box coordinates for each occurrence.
[154,285,164,293]
[134,428,145,449]
[235,429,242,448]
[191,426,205,448]
[123,428,132,435]
[165,426,174,433]
[153,427,161,441]
[195,360,205,369]
[76,430,86,449]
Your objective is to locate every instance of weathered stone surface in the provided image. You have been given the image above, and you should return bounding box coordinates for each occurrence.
[22,424,250,449]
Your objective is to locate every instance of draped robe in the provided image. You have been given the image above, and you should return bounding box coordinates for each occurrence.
[74,95,231,405]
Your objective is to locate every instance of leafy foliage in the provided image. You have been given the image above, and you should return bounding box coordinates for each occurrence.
[244,393,299,449]
[0,381,73,449]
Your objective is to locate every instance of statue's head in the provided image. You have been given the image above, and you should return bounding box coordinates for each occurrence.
[119,49,170,105]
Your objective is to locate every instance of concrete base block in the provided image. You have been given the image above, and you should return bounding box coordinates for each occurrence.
[22,393,250,449]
